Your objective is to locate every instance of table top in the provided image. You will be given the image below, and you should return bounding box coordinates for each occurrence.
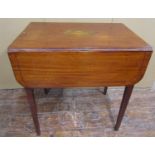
[8,22,152,52]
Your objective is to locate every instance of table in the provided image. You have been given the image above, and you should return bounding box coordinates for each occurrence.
[8,22,152,135]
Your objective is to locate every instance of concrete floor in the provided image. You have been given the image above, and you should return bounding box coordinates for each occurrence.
[0,87,155,136]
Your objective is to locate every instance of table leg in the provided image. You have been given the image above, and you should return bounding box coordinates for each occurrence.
[44,88,50,95]
[25,88,41,135]
[103,87,108,95]
[114,85,134,131]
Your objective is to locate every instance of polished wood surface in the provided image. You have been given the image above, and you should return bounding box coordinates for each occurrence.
[9,51,151,88]
[8,22,152,51]
[8,22,152,88]
[8,22,153,134]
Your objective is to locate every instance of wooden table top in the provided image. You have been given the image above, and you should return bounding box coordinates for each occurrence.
[8,22,152,52]
[8,22,152,88]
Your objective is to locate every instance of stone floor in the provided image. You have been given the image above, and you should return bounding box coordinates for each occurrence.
[0,87,155,137]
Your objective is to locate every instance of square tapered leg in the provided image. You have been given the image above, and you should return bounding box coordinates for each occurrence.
[114,85,134,130]
[25,88,41,135]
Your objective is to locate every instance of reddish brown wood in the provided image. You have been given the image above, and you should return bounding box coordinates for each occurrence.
[25,88,40,135]
[8,23,152,88]
[7,22,153,134]
[114,85,134,130]
[8,22,152,51]
[8,51,152,88]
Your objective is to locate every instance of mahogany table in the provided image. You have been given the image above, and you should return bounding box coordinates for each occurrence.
[8,22,152,135]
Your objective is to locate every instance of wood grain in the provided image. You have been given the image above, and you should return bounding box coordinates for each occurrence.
[8,22,152,51]
[8,51,152,88]
[8,22,152,88]
[7,22,153,133]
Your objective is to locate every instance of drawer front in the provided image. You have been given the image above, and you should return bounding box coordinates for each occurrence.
[9,51,151,88]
